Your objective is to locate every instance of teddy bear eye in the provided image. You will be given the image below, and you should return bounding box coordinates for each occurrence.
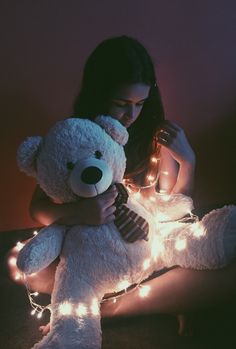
[95,150,102,159]
[66,162,75,170]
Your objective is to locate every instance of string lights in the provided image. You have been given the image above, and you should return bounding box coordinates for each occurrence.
[8,156,202,321]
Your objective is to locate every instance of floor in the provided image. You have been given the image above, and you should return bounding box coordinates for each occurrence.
[1,227,236,349]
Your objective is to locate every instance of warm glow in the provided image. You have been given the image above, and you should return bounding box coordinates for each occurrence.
[37,312,43,319]
[143,258,151,270]
[175,239,187,251]
[16,241,24,251]
[117,280,130,291]
[8,257,17,266]
[59,302,72,315]
[33,230,38,236]
[139,285,151,298]
[91,298,100,316]
[132,191,141,200]
[159,194,171,202]
[151,236,164,259]
[147,174,155,181]
[14,272,21,280]
[192,223,206,238]
[76,303,87,317]
[151,156,158,163]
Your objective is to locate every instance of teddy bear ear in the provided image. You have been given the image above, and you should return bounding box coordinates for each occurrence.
[94,115,129,145]
[17,136,43,177]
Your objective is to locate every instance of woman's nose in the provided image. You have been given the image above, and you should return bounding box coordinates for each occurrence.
[125,104,137,119]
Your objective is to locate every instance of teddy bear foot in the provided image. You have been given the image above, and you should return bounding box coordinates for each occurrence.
[32,317,102,349]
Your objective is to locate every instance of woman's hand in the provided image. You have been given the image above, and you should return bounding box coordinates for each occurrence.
[156,120,195,166]
[157,120,196,196]
[71,185,118,226]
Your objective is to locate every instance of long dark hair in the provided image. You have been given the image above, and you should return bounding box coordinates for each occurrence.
[73,35,165,184]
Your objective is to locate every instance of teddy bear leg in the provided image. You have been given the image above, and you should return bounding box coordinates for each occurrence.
[32,261,103,349]
[160,205,236,270]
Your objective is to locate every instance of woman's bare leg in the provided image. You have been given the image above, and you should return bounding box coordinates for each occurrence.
[101,259,236,317]
[8,244,236,334]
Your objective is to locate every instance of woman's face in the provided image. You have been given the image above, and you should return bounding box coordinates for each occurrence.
[107,83,150,128]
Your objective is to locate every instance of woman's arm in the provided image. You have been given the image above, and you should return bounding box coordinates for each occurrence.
[157,120,196,196]
[30,184,117,226]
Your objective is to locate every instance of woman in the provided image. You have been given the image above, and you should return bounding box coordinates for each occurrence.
[11,35,236,334]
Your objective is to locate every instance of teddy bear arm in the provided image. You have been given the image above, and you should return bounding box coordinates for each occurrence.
[17,224,67,274]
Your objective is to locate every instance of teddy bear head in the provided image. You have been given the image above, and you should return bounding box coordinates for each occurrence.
[17,115,129,203]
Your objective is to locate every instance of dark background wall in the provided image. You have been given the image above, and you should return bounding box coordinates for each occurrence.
[1,0,236,231]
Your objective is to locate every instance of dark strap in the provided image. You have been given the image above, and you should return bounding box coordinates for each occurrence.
[114,183,149,243]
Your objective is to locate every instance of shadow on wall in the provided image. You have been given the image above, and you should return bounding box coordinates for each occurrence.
[0,89,57,232]
[192,108,236,208]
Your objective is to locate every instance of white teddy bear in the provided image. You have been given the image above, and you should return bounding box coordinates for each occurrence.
[17,115,236,349]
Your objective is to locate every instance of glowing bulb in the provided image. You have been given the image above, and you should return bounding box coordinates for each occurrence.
[192,223,206,238]
[147,174,154,181]
[158,189,167,194]
[16,241,24,251]
[143,259,151,270]
[33,230,38,236]
[91,298,100,316]
[151,156,158,163]
[151,236,164,259]
[117,280,130,291]
[37,312,43,319]
[32,292,39,296]
[31,309,36,316]
[160,194,171,202]
[9,257,17,266]
[133,192,141,200]
[175,239,187,251]
[14,272,21,280]
[28,272,37,277]
[59,301,72,315]
[139,285,151,298]
[76,303,87,317]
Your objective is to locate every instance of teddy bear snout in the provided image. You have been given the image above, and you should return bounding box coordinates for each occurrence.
[81,166,102,184]
[68,158,113,198]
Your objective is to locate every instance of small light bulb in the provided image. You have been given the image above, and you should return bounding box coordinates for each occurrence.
[37,312,43,319]
[175,239,187,251]
[59,301,72,315]
[117,280,130,291]
[8,257,17,266]
[33,230,38,236]
[16,241,24,251]
[14,272,21,280]
[31,309,36,316]
[91,298,100,316]
[139,285,151,298]
[76,303,87,317]
[143,259,151,270]
[147,174,154,181]
[151,157,158,163]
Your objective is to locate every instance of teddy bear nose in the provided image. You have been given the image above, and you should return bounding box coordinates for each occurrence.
[81,166,103,184]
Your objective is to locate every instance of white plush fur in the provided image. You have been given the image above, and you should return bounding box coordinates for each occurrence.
[17,116,236,349]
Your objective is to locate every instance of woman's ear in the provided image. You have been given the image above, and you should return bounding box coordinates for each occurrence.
[17,136,42,177]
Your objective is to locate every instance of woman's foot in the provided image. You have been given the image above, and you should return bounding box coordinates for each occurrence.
[177,314,193,336]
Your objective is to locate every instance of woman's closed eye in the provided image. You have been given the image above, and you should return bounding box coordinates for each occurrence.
[112,100,145,108]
